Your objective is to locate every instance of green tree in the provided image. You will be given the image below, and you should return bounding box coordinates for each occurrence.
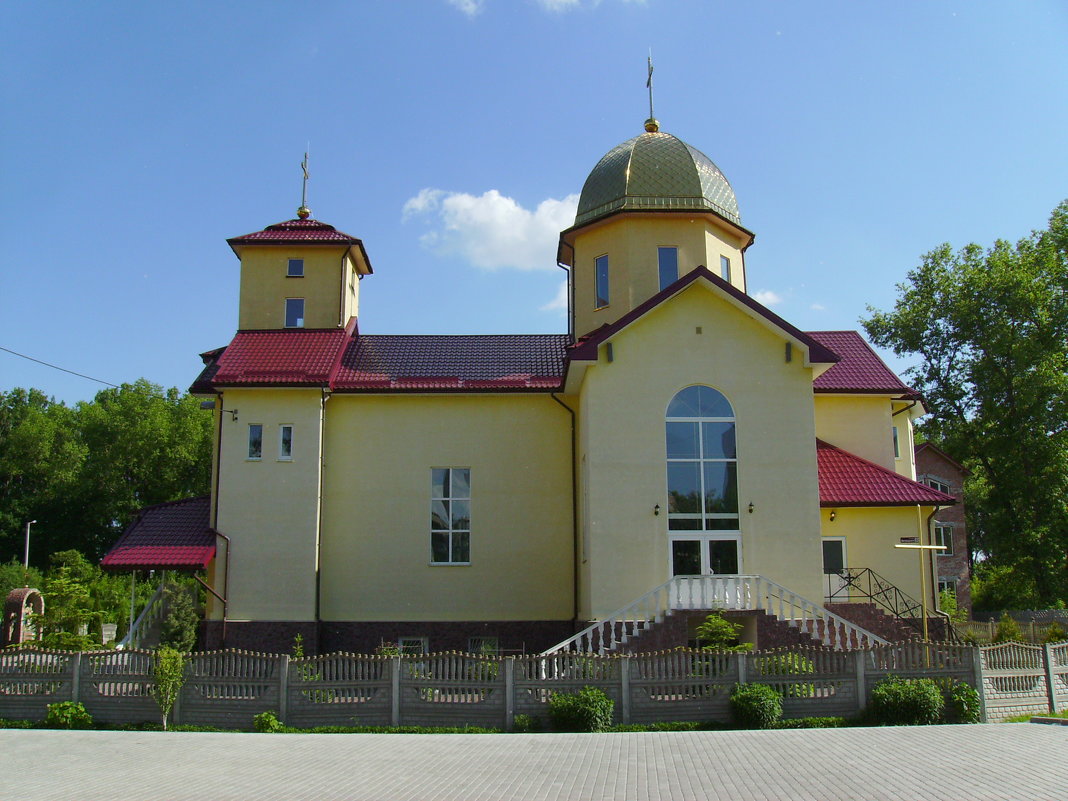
[153,647,187,730]
[863,201,1068,607]
[159,580,201,652]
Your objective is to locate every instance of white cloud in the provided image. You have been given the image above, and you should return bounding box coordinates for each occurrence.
[810,302,826,311]
[753,289,783,306]
[541,281,568,313]
[403,188,579,271]
[447,0,485,16]
[537,0,582,10]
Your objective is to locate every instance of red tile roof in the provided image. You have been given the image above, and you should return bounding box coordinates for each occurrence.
[333,334,569,391]
[817,440,955,506]
[212,329,351,386]
[570,267,840,364]
[808,331,915,395]
[227,218,363,245]
[101,496,215,571]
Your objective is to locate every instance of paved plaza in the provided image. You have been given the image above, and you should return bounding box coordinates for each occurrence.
[2,723,1066,800]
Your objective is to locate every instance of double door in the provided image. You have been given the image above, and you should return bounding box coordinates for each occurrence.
[670,538,739,576]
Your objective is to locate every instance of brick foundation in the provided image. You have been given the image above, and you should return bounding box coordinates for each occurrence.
[201,620,575,655]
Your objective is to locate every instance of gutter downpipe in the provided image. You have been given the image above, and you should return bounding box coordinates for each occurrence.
[211,394,229,649]
[551,392,580,632]
[315,387,331,652]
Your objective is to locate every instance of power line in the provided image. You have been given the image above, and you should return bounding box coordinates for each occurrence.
[0,345,119,388]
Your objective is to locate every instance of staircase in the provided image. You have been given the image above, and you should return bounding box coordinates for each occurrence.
[116,581,166,650]
[826,602,921,642]
[540,575,887,655]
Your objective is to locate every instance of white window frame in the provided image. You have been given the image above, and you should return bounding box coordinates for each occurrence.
[284,297,305,328]
[431,467,471,565]
[892,426,901,458]
[925,475,951,495]
[938,578,957,596]
[594,254,609,309]
[287,258,304,277]
[934,523,954,556]
[720,255,731,282]
[247,424,263,460]
[278,424,293,461]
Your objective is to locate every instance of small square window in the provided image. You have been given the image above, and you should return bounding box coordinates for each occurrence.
[287,258,304,277]
[279,425,293,460]
[938,578,957,596]
[285,298,305,328]
[398,636,428,656]
[658,247,678,291]
[720,255,731,282]
[247,424,262,460]
[595,255,609,309]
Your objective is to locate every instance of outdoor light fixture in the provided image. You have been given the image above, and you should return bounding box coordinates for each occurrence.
[654,504,661,516]
[829,510,837,522]
[199,400,238,421]
[748,502,754,514]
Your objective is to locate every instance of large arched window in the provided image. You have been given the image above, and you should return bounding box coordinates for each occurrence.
[665,385,740,575]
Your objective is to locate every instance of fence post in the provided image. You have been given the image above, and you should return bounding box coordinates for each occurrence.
[1043,644,1058,714]
[504,657,515,732]
[390,656,401,726]
[278,654,289,723]
[620,656,631,724]
[70,652,82,704]
[854,650,866,714]
[737,652,746,685]
[972,646,988,723]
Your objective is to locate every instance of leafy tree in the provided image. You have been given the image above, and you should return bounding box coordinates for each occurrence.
[863,201,1068,607]
[153,647,187,730]
[695,610,753,652]
[159,580,201,652]
[0,558,44,599]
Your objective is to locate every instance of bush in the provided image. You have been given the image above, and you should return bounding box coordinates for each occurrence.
[1043,621,1066,644]
[943,680,982,724]
[729,683,782,729]
[253,711,285,733]
[547,686,614,732]
[152,647,186,731]
[775,716,849,729]
[870,676,944,725]
[512,713,542,733]
[993,612,1023,643]
[44,701,93,730]
[695,611,752,652]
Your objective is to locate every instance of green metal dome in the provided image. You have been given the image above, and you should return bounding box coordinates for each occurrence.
[575,129,740,227]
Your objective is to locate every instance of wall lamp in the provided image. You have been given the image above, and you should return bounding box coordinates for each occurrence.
[748,502,754,514]
[829,510,837,522]
[654,504,661,516]
[200,400,238,421]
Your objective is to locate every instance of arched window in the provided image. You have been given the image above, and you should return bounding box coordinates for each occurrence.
[665,385,740,575]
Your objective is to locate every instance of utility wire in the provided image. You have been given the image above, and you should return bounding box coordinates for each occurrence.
[0,345,119,388]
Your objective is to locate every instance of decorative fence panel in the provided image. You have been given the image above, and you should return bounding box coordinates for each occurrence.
[3,642,1064,729]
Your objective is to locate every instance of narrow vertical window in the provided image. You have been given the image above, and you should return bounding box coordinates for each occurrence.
[287,258,304,277]
[279,425,293,460]
[720,255,731,282]
[431,467,471,564]
[892,426,900,458]
[285,298,305,328]
[595,255,609,309]
[658,246,678,290]
[247,424,263,460]
[934,525,954,556]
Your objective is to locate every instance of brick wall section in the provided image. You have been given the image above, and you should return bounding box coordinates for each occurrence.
[915,444,972,615]
[617,610,824,653]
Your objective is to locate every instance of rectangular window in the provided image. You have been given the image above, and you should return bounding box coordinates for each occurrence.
[934,524,954,556]
[285,298,305,328]
[720,255,731,282]
[279,425,293,460]
[287,258,304,277]
[595,255,609,309]
[431,467,471,564]
[247,424,262,460]
[398,636,428,656]
[657,246,678,290]
[468,636,499,656]
[892,426,900,458]
[926,476,951,495]
[938,579,957,596]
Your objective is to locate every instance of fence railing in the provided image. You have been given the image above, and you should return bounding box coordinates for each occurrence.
[542,575,887,655]
[956,619,1065,644]
[3,640,1026,730]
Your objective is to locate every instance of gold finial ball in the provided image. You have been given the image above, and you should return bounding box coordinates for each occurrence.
[297,205,311,220]
[644,117,660,133]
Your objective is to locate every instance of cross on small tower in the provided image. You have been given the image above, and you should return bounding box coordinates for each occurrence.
[644,52,659,133]
[297,152,311,219]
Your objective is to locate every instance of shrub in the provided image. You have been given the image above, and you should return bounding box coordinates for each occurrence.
[152,647,186,731]
[775,716,849,729]
[1043,621,1066,644]
[512,713,542,733]
[547,686,614,732]
[253,711,285,733]
[993,612,1023,643]
[695,611,752,652]
[729,683,782,729]
[159,583,200,652]
[943,680,982,724]
[44,701,93,730]
[869,676,944,726]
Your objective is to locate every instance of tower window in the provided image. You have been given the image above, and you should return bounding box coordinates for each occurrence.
[279,425,293,460]
[285,298,305,328]
[658,247,679,290]
[720,255,731,283]
[247,424,262,460]
[595,255,609,309]
[287,259,304,277]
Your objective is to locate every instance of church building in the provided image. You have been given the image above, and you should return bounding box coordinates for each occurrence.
[103,114,955,654]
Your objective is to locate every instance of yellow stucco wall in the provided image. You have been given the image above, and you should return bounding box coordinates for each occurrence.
[574,280,824,618]
[820,506,938,606]
[570,214,747,338]
[237,246,358,330]
[317,394,574,622]
[813,395,897,470]
[214,388,325,621]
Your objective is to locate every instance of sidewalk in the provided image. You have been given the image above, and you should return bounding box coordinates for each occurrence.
[2,724,1065,800]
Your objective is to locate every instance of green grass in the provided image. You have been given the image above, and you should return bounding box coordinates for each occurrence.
[1000,709,1068,723]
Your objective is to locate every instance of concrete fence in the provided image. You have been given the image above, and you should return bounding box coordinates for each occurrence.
[9,641,1053,730]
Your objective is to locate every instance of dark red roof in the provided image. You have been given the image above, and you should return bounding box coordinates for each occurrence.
[817,440,955,507]
[808,331,915,395]
[569,267,840,364]
[333,335,569,391]
[914,442,971,475]
[101,496,215,571]
[212,329,351,386]
[227,218,363,245]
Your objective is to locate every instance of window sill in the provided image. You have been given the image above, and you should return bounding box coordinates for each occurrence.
[246,457,262,462]
[429,562,471,567]
[277,458,293,463]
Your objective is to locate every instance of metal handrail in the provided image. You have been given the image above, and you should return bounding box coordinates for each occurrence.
[115,581,166,650]
[825,567,926,635]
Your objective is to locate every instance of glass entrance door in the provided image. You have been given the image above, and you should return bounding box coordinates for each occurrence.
[671,538,739,576]
[822,538,847,601]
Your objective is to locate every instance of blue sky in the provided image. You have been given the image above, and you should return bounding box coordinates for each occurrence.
[2,1,1067,404]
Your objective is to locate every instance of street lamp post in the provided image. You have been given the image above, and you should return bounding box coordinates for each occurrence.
[23,519,37,572]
